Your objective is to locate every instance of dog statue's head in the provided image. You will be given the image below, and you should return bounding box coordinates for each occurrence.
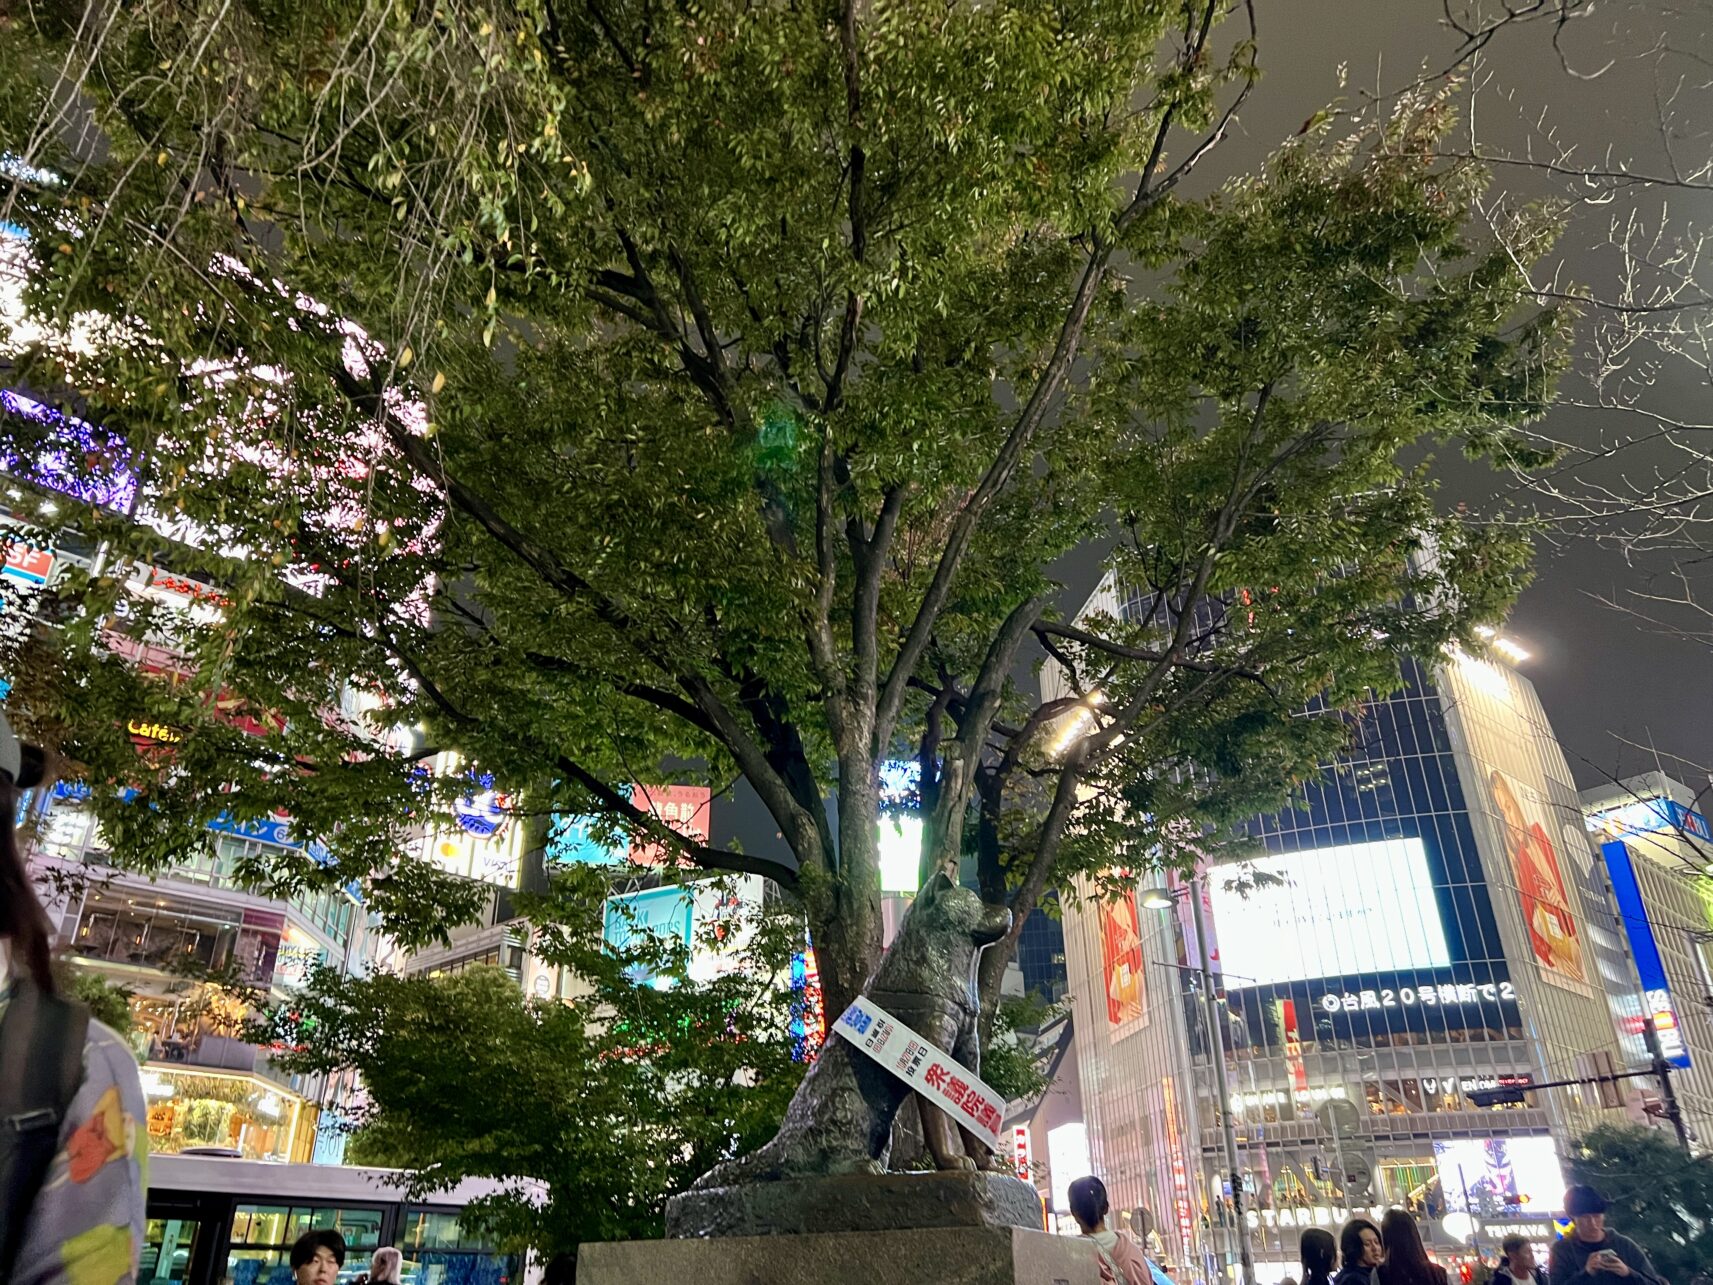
[912,871,1012,947]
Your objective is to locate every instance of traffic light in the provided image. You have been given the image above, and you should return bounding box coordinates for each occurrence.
[1467,1087,1529,1107]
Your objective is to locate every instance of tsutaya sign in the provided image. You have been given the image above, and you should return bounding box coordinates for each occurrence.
[835,995,1004,1150]
[1318,980,1517,1012]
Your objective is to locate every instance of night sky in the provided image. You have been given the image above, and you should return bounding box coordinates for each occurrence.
[1158,1,1713,792]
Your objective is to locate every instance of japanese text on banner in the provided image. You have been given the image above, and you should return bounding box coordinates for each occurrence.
[833,995,1003,1150]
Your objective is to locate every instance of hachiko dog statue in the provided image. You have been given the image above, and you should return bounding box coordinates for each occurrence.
[695,872,1011,1184]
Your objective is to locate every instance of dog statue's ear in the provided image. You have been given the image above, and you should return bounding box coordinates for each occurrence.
[918,869,953,903]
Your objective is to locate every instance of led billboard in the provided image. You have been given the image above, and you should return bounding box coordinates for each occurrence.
[1434,1137,1565,1216]
[603,885,695,988]
[1207,837,1451,988]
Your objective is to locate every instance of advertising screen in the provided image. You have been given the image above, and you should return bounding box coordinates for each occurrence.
[1603,839,1692,1067]
[1099,893,1146,1033]
[603,886,695,988]
[1434,1137,1565,1216]
[1208,838,1451,987]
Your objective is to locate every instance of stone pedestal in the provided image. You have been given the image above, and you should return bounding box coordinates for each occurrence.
[576,1225,1102,1285]
[666,1171,1045,1239]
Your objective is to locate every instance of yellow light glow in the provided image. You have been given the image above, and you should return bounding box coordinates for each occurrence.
[1051,690,1104,757]
[1491,637,1530,664]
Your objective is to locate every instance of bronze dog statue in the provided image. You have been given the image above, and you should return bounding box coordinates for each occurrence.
[695,871,1011,1183]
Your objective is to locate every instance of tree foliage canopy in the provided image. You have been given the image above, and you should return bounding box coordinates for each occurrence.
[0,0,1563,1012]
[257,877,807,1251]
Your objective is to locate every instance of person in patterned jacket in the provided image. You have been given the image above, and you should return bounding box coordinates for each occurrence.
[0,711,147,1285]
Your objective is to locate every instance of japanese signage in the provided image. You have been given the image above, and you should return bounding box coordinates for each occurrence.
[627,783,711,867]
[1317,980,1517,1012]
[1012,1125,1031,1181]
[834,995,1003,1150]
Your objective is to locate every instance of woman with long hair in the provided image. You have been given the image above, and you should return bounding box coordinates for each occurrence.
[1378,1208,1449,1285]
[0,713,147,1285]
[1301,1228,1338,1285]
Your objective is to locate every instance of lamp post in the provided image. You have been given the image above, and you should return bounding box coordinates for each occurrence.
[1144,880,1257,1285]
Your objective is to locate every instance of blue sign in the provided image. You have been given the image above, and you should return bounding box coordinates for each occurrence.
[545,781,633,865]
[207,810,297,848]
[1593,797,1712,843]
[43,780,359,902]
[547,811,627,865]
[1602,838,1692,1068]
[603,885,694,986]
[453,770,510,838]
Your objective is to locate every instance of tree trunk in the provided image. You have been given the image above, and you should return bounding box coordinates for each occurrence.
[814,898,879,1027]
[814,762,884,1022]
[975,893,1035,1045]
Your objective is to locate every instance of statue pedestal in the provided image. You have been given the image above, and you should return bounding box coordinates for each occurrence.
[666,1171,1046,1239]
[575,1225,1102,1285]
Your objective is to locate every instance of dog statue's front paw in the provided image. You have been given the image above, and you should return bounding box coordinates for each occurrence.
[939,1155,978,1173]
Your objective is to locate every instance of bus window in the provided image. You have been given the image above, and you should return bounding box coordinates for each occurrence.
[141,1217,202,1285]
[398,1209,514,1285]
[227,1204,385,1285]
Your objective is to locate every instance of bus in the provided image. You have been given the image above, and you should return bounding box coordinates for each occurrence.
[143,1153,541,1285]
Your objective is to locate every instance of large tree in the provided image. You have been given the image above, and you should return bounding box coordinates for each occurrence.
[0,0,1558,1025]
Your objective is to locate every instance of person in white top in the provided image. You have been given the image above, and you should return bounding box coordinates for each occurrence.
[1495,1234,1547,1285]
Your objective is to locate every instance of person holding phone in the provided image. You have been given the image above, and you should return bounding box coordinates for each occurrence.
[1549,1186,1667,1285]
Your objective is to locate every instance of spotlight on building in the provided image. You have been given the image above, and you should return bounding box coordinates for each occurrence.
[1491,636,1530,664]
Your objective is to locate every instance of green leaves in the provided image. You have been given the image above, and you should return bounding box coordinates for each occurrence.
[0,2,1560,1007]
[254,895,807,1252]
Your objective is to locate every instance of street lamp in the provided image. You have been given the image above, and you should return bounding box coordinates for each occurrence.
[1142,881,1256,1285]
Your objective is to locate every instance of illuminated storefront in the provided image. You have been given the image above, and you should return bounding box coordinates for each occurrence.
[1055,578,1638,1284]
[139,1066,315,1162]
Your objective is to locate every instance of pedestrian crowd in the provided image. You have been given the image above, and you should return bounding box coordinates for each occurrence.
[1068,1170,1675,1285]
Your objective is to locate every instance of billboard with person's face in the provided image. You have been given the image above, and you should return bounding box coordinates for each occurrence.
[1100,890,1146,1034]
[1488,768,1587,988]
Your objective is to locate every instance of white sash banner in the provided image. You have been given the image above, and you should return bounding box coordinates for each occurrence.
[833,994,1004,1150]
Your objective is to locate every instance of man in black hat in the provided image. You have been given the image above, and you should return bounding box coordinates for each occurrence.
[1549,1185,1667,1285]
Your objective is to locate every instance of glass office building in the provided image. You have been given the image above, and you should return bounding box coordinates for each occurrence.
[1056,577,1641,1282]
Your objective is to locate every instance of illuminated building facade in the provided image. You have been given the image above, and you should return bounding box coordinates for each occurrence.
[1055,577,1640,1282]
[1582,773,1713,1141]
[7,519,374,1163]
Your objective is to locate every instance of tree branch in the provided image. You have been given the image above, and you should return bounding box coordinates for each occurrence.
[874,244,1112,752]
[551,753,800,891]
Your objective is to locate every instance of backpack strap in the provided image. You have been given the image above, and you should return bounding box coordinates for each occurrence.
[0,977,91,1279]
